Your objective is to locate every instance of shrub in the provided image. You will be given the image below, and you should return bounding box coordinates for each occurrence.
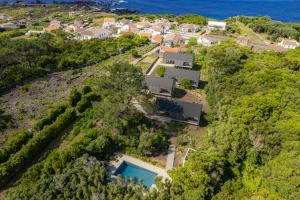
[0,108,76,187]
[34,105,67,131]
[82,85,92,94]
[0,130,33,163]
[179,78,192,89]
[69,89,82,107]
[155,66,166,77]
[76,93,100,113]
[129,48,139,58]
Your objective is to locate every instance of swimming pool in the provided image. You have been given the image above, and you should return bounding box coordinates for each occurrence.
[114,161,157,188]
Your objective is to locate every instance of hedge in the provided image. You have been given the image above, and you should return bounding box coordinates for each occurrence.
[0,130,33,164]
[0,108,76,187]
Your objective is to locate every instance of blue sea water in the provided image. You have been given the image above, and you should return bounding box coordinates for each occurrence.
[114,161,157,188]
[1,0,300,22]
[118,0,300,22]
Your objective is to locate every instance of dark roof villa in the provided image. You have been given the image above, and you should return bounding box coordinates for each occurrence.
[165,67,200,87]
[144,75,175,97]
[156,97,202,125]
[162,52,194,69]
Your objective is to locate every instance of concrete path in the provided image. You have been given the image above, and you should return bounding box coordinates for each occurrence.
[166,145,175,171]
[147,57,162,75]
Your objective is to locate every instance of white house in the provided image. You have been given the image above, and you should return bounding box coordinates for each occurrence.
[207,21,227,31]
[278,38,300,49]
[116,19,131,28]
[77,27,112,40]
[197,35,223,46]
[102,18,116,29]
[180,23,201,33]
[0,22,18,29]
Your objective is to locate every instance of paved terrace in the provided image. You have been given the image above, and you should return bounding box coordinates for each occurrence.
[110,154,171,180]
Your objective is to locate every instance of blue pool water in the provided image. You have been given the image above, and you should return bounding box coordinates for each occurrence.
[114,161,157,188]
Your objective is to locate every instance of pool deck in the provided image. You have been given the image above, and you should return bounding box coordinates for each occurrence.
[110,154,171,181]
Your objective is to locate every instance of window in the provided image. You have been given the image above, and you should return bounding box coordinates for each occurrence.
[166,60,175,64]
[183,62,191,66]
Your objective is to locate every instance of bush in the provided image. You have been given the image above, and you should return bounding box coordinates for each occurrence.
[155,66,166,77]
[0,109,11,132]
[34,105,67,131]
[0,108,76,187]
[76,93,100,113]
[69,89,82,107]
[0,130,33,163]
[138,129,169,156]
[179,78,192,89]
[82,85,92,94]
[129,48,139,58]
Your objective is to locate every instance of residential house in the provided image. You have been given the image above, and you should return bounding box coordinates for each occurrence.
[144,75,175,97]
[162,52,194,69]
[197,35,223,46]
[278,38,300,49]
[116,19,131,28]
[151,34,163,44]
[45,20,62,32]
[117,22,137,34]
[135,21,151,29]
[102,17,116,29]
[64,20,84,32]
[156,97,202,125]
[159,46,188,57]
[207,21,227,31]
[164,33,185,47]
[77,27,112,40]
[148,25,164,35]
[180,23,200,33]
[0,22,18,29]
[165,67,200,87]
[0,14,11,21]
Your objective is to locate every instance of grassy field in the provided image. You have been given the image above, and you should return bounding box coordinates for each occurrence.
[136,54,158,74]
[235,22,268,44]
[0,43,155,143]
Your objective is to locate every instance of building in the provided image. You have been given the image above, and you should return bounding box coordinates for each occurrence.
[45,20,62,32]
[77,27,112,40]
[207,21,227,31]
[278,38,300,49]
[102,17,116,29]
[165,67,200,87]
[162,52,194,69]
[144,75,175,97]
[116,19,131,28]
[135,21,151,29]
[151,34,163,44]
[180,23,201,33]
[0,22,18,29]
[156,97,202,125]
[164,33,185,47]
[197,35,223,46]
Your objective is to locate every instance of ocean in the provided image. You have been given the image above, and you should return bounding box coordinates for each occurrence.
[1,0,300,22]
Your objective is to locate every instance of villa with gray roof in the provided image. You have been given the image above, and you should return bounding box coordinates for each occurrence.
[162,52,194,69]
[144,75,175,97]
[165,67,200,87]
[156,97,202,125]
